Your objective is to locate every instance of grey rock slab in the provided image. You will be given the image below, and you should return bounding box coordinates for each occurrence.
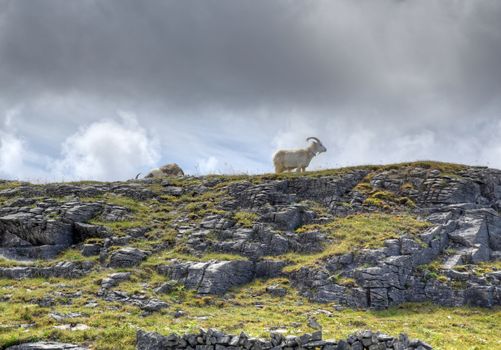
[265,285,287,297]
[101,272,131,289]
[140,299,169,312]
[136,330,171,350]
[0,261,94,279]
[154,280,178,294]
[160,259,258,295]
[448,215,489,248]
[80,243,101,257]
[63,203,103,222]
[198,260,255,294]
[108,247,149,268]
[5,342,87,350]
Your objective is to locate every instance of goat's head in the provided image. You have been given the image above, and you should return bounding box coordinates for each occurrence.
[306,137,327,154]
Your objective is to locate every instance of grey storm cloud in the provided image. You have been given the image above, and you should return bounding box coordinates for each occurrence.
[0,0,501,180]
[0,0,499,113]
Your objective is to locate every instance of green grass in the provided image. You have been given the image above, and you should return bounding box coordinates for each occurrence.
[53,249,98,263]
[0,277,499,350]
[0,181,24,191]
[0,257,36,268]
[363,191,416,209]
[0,161,495,349]
[233,211,259,228]
[274,213,431,270]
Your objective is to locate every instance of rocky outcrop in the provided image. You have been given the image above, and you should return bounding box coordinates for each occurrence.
[97,288,168,313]
[291,204,501,309]
[0,182,157,201]
[100,272,131,289]
[136,329,432,350]
[0,261,94,279]
[1,163,501,311]
[187,223,326,260]
[157,259,286,295]
[0,199,111,260]
[108,247,150,268]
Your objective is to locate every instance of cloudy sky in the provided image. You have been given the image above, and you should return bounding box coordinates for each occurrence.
[1,0,501,181]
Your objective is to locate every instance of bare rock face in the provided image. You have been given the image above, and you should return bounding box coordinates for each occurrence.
[157,260,255,295]
[0,200,106,260]
[0,261,94,279]
[145,163,184,178]
[108,247,149,268]
[157,259,286,295]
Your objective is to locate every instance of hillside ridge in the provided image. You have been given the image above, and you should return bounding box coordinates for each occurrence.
[0,161,500,349]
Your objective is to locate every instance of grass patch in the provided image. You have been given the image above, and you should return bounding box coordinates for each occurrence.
[279,213,431,270]
[233,211,259,228]
[0,181,24,191]
[0,277,499,350]
[362,190,416,209]
[0,257,36,268]
[54,249,97,263]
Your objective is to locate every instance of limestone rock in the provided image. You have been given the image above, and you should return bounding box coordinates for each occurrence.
[135,328,432,350]
[108,247,149,268]
[158,259,259,295]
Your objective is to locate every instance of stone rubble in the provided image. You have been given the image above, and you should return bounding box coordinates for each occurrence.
[136,329,433,350]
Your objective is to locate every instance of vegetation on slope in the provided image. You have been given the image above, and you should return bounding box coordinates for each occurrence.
[0,277,499,350]
[276,213,431,270]
[0,161,499,349]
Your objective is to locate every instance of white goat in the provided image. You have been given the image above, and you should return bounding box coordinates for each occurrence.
[273,137,327,173]
[136,163,185,179]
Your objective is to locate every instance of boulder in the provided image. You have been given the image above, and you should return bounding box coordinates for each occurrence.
[136,330,173,350]
[101,272,131,289]
[140,299,169,312]
[80,243,102,257]
[158,260,257,295]
[108,247,149,268]
[0,261,94,279]
[154,280,178,294]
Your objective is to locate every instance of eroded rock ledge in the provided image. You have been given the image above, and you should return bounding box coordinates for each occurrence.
[136,329,432,350]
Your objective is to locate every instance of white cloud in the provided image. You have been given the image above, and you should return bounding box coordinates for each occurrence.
[0,131,26,178]
[196,156,220,175]
[53,115,160,181]
[0,109,42,180]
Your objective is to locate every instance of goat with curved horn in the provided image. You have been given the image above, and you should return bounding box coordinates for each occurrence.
[306,136,321,143]
[272,137,327,173]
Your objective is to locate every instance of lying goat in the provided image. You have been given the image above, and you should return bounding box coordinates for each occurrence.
[273,137,327,173]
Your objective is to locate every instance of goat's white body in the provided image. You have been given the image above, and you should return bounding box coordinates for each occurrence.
[273,149,314,173]
[273,139,326,174]
[144,163,184,178]
[146,168,163,178]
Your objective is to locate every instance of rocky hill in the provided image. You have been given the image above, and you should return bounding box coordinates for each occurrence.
[0,162,500,349]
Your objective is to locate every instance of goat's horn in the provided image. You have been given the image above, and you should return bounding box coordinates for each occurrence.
[306,137,321,143]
